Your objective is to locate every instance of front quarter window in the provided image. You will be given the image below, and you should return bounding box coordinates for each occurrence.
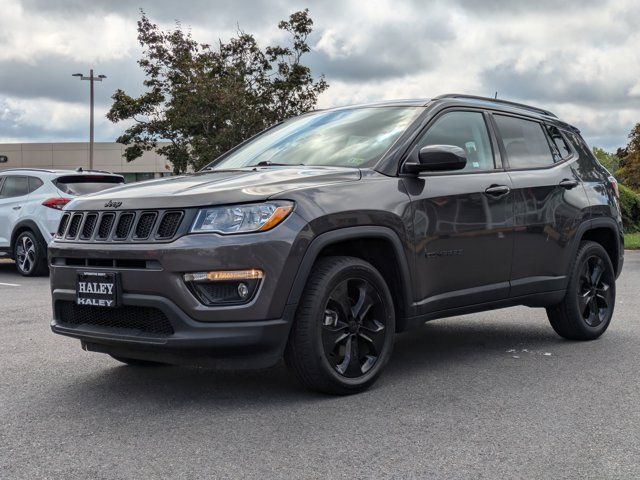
[206,107,422,171]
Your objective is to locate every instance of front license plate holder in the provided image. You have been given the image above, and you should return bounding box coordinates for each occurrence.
[76,271,120,308]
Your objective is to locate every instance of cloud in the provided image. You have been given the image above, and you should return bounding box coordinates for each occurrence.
[0,0,638,153]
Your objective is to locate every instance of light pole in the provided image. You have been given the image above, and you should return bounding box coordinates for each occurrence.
[72,70,106,170]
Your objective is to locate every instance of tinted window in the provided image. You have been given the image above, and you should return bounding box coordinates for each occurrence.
[28,176,44,193]
[416,111,494,172]
[546,126,572,161]
[54,175,124,195]
[494,115,554,168]
[0,176,29,198]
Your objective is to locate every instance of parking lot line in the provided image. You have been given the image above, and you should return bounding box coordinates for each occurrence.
[0,282,20,287]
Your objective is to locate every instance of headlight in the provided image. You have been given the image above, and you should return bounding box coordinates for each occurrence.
[190,202,293,234]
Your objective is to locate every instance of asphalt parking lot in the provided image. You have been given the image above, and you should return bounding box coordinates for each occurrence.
[1,254,640,479]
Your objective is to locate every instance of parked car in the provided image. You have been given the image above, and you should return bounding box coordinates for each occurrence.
[0,169,124,276]
[49,94,623,394]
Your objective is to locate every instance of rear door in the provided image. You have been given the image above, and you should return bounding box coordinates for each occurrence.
[491,113,590,296]
[403,109,515,313]
[0,175,30,246]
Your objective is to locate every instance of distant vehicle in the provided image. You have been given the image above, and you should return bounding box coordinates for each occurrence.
[49,95,623,394]
[0,169,124,276]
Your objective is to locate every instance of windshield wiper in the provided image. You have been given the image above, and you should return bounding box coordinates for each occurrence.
[248,161,304,167]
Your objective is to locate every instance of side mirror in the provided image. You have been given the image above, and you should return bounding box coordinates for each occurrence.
[403,145,467,174]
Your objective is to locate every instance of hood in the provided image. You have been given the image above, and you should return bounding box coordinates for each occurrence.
[66,166,361,211]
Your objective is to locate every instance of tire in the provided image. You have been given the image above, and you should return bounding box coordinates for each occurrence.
[285,256,395,395]
[13,230,49,277]
[546,241,616,340]
[110,355,167,367]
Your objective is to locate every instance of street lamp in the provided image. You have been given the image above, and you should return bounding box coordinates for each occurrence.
[72,70,107,170]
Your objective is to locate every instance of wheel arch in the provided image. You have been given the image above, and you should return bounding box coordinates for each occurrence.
[10,219,46,250]
[286,226,414,332]
[573,218,623,277]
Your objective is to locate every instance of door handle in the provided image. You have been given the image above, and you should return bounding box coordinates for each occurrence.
[559,178,579,189]
[484,185,511,197]
[12,206,21,210]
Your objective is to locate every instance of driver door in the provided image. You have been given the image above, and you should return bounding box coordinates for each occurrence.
[402,110,515,313]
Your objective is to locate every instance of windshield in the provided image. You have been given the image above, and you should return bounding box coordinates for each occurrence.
[206,107,422,171]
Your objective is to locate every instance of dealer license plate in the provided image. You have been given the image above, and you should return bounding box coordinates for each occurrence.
[76,271,119,308]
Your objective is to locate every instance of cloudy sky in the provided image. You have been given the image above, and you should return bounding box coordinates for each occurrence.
[0,0,639,151]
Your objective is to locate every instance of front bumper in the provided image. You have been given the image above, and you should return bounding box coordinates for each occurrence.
[49,212,310,367]
[51,292,296,368]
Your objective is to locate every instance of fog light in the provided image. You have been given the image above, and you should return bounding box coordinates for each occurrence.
[238,282,249,299]
[183,269,263,305]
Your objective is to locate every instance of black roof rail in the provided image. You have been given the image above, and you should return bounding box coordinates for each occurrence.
[433,93,557,118]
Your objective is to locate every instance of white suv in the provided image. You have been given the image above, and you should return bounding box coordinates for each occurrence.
[0,169,124,276]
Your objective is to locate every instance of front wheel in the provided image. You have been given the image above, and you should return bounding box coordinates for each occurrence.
[546,241,616,340]
[285,256,395,395]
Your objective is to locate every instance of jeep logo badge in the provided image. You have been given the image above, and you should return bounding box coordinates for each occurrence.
[104,200,123,208]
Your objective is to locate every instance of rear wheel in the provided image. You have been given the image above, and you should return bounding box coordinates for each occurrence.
[14,230,48,277]
[110,355,167,367]
[285,256,395,395]
[546,241,616,340]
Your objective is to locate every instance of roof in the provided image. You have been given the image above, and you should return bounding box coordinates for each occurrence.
[319,94,577,131]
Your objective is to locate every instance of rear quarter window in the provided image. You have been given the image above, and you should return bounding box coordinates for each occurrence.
[546,126,572,161]
[28,176,44,193]
[494,115,554,169]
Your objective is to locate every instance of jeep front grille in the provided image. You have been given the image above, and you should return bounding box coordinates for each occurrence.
[114,213,135,240]
[80,213,98,240]
[56,209,186,243]
[57,214,70,237]
[134,212,157,239]
[97,213,115,239]
[66,213,83,239]
[157,211,184,239]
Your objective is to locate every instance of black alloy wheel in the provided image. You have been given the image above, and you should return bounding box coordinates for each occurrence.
[547,241,616,340]
[285,256,395,395]
[322,278,387,378]
[577,254,613,328]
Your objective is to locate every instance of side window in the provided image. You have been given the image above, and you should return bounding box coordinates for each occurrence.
[28,176,44,193]
[545,125,572,161]
[416,111,495,172]
[494,115,554,169]
[0,176,30,199]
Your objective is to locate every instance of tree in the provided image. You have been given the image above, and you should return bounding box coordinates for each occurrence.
[107,10,328,173]
[592,147,619,176]
[617,123,640,191]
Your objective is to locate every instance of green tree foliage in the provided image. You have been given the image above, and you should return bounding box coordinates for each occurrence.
[107,10,328,173]
[592,147,619,176]
[619,184,640,233]
[616,123,640,190]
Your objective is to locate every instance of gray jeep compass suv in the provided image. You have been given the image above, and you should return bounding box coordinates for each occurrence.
[50,94,624,394]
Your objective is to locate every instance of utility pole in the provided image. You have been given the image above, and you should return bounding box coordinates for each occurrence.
[72,70,107,170]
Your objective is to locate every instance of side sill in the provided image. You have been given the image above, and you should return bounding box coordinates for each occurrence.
[399,290,566,332]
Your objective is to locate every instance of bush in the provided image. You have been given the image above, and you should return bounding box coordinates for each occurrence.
[619,184,640,233]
